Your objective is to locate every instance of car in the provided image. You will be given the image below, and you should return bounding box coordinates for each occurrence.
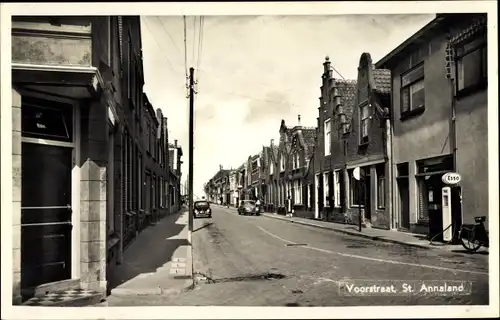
[193,200,212,219]
[238,200,260,216]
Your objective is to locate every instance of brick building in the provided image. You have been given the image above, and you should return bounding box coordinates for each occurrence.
[8,15,181,304]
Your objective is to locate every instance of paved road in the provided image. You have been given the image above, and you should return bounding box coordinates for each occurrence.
[105,206,489,306]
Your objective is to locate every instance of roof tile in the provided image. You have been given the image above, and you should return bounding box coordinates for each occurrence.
[373,69,392,94]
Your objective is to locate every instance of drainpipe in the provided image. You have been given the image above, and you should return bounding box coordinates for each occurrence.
[450,77,457,171]
[385,114,395,230]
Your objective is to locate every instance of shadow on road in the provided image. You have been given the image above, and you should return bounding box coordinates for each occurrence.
[107,213,188,294]
[451,249,489,255]
[193,222,213,233]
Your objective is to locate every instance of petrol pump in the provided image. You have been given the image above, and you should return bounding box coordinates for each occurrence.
[441,172,463,242]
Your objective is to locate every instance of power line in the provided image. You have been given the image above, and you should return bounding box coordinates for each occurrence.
[192,16,197,67]
[142,18,180,76]
[155,16,182,57]
[183,15,188,83]
[196,16,204,77]
[330,64,346,80]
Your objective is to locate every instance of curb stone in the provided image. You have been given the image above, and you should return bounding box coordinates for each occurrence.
[260,213,443,251]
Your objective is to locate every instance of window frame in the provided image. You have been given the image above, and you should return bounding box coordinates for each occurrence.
[323,172,329,207]
[324,119,331,156]
[455,34,487,98]
[400,63,425,120]
[334,170,341,208]
[376,164,386,209]
[359,102,370,144]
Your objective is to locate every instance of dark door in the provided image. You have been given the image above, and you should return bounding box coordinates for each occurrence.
[364,172,371,220]
[398,178,410,230]
[427,175,444,240]
[21,143,72,292]
[318,175,324,218]
[450,186,463,241]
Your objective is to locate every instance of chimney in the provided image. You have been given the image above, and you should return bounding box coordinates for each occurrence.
[219,164,223,171]
[298,114,301,126]
[174,139,178,147]
[270,139,274,146]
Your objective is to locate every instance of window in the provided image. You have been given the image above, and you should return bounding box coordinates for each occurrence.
[417,178,429,220]
[324,119,331,155]
[146,122,151,154]
[334,170,341,208]
[138,153,143,209]
[350,169,364,207]
[323,172,329,206]
[401,64,425,114]
[456,35,487,95]
[160,178,164,207]
[152,175,156,208]
[376,164,385,209]
[270,161,274,174]
[127,33,132,99]
[280,155,286,172]
[294,180,302,204]
[360,102,370,142]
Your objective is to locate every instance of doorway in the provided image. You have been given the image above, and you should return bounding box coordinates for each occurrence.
[21,143,73,291]
[363,170,371,221]
[397,178,411,230]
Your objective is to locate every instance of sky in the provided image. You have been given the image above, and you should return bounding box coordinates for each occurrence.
[139,14,436,199]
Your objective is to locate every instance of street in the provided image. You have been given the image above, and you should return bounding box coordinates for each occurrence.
[105,206,489,306]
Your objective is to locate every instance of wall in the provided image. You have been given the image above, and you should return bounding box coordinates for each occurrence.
[455,90,488,224]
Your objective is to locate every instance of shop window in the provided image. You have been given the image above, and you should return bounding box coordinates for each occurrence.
[334,170,341,208]
[21,102,73,142]
[376,164,385,209]
[401,64,425,117]
[455,34,487,97]
[323,172,329,206]
[349,169,365,207]
[417,178,429,220]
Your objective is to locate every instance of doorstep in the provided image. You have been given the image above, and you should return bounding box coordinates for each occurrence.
[22,288,104,307]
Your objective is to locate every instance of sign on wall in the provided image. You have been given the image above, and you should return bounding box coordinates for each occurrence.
[441,172,462,185]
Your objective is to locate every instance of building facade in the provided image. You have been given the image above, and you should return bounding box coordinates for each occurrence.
[376,13,488,238]
[9,15,182,304]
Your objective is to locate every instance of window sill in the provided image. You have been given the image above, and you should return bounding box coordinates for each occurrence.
[358,141,369,148]
[377,207,386,210]
[350,205,365,208]
[400,106,425,121]
[456,81,487,100]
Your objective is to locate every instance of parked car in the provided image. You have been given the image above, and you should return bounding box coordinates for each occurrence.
[193,200,212,219]
[238,200,260,216]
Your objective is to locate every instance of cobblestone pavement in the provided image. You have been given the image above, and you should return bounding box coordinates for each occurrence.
[105,206,489,306]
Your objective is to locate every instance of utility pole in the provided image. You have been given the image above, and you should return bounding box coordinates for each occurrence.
[188,67,195,238]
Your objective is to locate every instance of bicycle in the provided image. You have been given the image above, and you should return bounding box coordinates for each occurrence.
[458,216,489,252]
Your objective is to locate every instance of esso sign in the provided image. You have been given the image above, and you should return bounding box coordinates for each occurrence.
[442,172,462,185]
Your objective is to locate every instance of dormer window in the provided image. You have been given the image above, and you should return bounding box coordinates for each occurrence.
[359,102,370,144]
[280,156,286,172]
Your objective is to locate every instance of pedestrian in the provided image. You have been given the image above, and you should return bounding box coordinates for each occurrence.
[286,194,293,217]
[256,198,261,213]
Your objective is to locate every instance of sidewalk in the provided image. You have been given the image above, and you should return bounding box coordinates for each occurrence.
[217,205,475,254]
[106,209,194,298]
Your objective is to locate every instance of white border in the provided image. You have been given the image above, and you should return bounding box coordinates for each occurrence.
[1,1,498,319]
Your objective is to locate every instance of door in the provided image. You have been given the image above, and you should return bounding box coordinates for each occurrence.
[398,178,410,230]
[21,143,73,290]
[364,172,371,220]
[427,175,444,240]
